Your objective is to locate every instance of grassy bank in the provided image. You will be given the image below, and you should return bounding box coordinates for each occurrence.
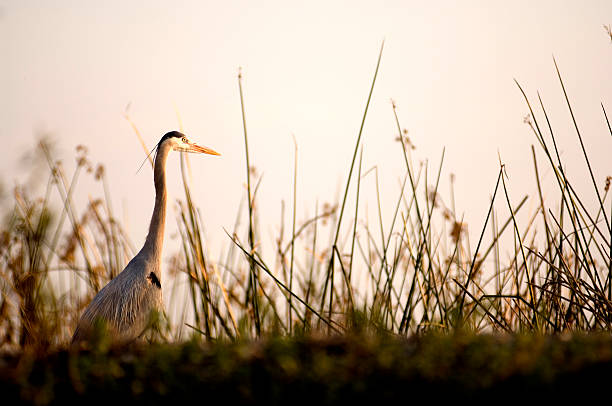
[2,332,611,404]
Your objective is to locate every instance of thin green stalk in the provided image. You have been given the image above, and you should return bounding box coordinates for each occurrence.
[319,41,384,324]
[348,148,364,282]
[554,58,610,230]
[289,136,298,333]
[237,69,261,337]
[499,164,538,329]
[457,167,503,319]
[304,201,318,309]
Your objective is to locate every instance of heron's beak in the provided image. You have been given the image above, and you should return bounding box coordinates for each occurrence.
[189,143,221,156]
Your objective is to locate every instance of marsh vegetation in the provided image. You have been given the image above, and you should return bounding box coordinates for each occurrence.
[1,39,612,403]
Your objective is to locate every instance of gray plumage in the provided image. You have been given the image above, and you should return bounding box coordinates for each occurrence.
[72,132,219,343]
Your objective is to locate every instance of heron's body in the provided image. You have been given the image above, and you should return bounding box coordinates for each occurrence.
[72,132,219,343]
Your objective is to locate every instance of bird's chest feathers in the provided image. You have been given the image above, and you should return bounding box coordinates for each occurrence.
[146,271,162,289]
[142,258,162,290]
[129,253,162,290]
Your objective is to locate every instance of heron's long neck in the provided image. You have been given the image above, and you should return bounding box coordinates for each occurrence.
[142,143,171,263]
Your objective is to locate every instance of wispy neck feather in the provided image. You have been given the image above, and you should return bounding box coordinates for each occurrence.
[142,142,171,262]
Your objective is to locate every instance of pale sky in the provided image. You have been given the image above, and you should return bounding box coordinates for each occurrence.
[2,0,612,265]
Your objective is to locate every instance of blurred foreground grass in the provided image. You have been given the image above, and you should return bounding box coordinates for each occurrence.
[2,331,611,404]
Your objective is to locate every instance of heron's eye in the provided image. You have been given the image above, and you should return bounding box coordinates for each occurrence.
[182,137,187,143]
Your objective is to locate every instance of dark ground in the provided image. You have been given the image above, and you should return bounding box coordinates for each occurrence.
[1,332,611,405]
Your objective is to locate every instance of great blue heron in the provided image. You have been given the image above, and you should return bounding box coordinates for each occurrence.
[72,131,220,343]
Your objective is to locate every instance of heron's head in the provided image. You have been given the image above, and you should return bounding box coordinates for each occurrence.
[159,131,221,155]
